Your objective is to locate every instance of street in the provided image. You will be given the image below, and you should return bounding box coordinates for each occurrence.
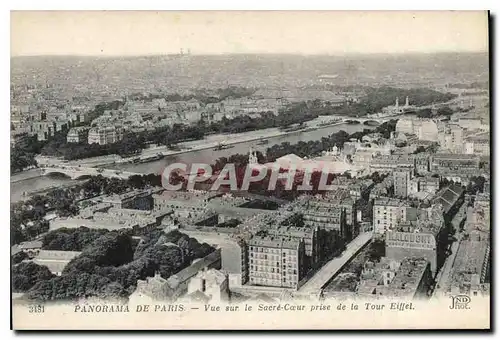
[298,232,373,294]
[433,202,467,298]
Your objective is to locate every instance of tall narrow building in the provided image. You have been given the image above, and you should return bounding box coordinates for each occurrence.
[393,167,413,198]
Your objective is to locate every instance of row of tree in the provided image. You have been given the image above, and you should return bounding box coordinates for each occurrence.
[127,86,256,105]
[11,174,161,246]
[41,227,110,251]
[11,132,48,172]
[39,130,146,160]
[35,86,454,161]
[11,148,38,173]
[307,86,456,118]
[416,106,457,119]
[21,229,215,301]
[12,262,55,293]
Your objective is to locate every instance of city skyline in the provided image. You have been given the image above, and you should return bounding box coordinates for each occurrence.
[11,11,489,57]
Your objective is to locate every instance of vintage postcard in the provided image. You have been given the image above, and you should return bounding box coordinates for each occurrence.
[10,10,491,330]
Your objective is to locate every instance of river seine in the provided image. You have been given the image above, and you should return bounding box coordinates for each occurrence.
[10,122,374,202]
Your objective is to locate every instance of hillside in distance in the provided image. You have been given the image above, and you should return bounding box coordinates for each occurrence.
[11,53,489,93]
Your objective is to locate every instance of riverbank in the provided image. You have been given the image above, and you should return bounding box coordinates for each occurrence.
[99,111,410,167]
[114,113,398,166]
[10,111,404,200]
[22,111,411,174]
[33,119,351,170]
[12,120,378,201]
[11,177,83,203]
[146,120,347,159]
[10,168,43,184]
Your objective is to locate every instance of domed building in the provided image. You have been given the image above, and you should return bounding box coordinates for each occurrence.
[418,120,439,142]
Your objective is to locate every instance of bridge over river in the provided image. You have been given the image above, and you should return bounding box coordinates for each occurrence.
[41,165,142,180]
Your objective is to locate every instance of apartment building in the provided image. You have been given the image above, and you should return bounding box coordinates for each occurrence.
[430,153,480,173]
[66,126,90,143]
[268,225,320,268]
[247,234,306,289]
[373,197,409,234]
[393,167,414,198]
[10,132,30,148]
[88,126,124,145]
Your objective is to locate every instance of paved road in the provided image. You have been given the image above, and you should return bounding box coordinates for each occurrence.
[433,203,467,298]
[434,233,462,298]
[298,232,373,294]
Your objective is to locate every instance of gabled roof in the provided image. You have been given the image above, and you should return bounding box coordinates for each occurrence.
[432,184,464,214]
[19,240,43,250]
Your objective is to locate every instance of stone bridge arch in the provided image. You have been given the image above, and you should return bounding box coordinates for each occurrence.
[41,169,75,179]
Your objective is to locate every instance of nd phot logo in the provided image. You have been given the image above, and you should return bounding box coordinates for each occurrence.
[449,295,471,310]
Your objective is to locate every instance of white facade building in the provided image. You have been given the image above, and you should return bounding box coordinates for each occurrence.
[373,197,409,234]
[88,126,124,145]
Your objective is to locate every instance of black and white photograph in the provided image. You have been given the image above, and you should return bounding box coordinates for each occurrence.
[9,10,491,330]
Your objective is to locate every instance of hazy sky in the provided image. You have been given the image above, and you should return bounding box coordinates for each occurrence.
[11,11,489,56]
